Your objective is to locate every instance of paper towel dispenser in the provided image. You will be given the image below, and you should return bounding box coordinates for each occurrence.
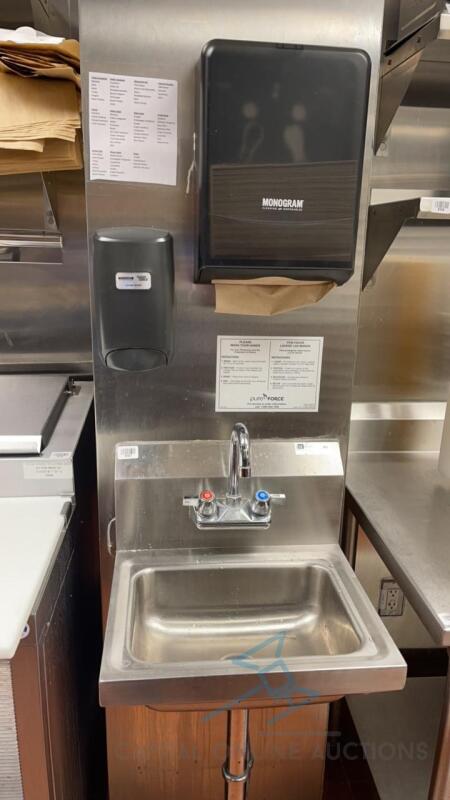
[93,228,174,371]
[196,39,371,285]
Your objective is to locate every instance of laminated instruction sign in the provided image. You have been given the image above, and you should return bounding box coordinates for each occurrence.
[215,336,323,413]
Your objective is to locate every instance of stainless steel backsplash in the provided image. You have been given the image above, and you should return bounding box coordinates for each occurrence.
[0,0,91,373]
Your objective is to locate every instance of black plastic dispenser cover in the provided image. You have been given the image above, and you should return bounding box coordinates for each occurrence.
[93,227,174,372]
[196,39,371,284]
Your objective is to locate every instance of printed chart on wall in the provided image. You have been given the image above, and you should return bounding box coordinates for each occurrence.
[216,336,324,413]
[88,72,178,185]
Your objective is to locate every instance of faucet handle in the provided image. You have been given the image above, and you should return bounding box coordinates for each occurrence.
[251,490,286,519]
[251,490,272,518]
[197,489,218,518]
[269,493,286,504]
[183,489,218,519]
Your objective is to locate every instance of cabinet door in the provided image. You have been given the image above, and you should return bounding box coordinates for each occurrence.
[40,551,86,800]
[106,703,328,800]
[41,537,106,799]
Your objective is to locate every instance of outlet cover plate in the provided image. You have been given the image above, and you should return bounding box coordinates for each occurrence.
[378,579,405,617]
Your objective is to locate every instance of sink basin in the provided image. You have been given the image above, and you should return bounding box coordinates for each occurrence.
[130,564,361,664]
[100,546,406,708]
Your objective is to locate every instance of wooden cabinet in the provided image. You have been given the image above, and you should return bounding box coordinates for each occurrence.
[9,416,106,800]
[106,702,329,800]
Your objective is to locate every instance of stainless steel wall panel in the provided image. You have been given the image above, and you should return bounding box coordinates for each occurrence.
[354,224,450,401]
[355,62,450,402]
[80,3,385,796]
[0,0,31,27]
[0,0,90,372]
[0,170,91,372]
[0,175,46,231]
[114,440,344,551]
[350,401,446,451]
[80,0,385,566]
[372,106,450,190]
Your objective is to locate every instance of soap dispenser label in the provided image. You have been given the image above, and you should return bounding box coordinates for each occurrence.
[215,336,323,413]
[115,272,151,290]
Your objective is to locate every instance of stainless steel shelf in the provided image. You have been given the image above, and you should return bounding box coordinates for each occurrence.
[376,4,450,153]
[346,450,450,647]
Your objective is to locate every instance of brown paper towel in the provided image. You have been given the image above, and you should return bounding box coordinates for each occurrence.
[0,72,81,174]
[0,132,82,175]
[0,35,80,87]
[213,277,335,316]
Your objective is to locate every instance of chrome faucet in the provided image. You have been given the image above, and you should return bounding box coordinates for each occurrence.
[227,422,251,501]
[183,422,286,530]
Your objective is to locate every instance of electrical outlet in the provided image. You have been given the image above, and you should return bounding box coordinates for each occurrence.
[378,579,405,617]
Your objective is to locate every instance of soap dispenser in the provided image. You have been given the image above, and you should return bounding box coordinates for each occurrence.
[93,227,174,371]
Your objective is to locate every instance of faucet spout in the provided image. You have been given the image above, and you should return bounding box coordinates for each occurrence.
[183,421,283,528]
[227,423,251,501]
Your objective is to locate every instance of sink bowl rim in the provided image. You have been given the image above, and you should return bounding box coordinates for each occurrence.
[100,544,407,707]
[125,557,369,667]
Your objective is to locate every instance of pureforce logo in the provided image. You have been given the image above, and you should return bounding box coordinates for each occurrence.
[261,197,304,211]
[250,393,286,403]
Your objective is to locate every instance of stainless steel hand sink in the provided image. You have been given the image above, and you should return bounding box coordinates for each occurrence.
[130,563,361,663]
[100,546,406,708]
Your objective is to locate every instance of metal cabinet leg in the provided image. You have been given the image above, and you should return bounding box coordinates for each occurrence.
[429,651,450,800]
[341,500,359,569]
[329,501,360,755]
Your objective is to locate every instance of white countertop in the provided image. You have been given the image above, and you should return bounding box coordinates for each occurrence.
[0,495,68,660]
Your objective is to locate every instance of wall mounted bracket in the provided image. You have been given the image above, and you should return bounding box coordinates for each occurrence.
[363,195,450,288]
[363,198,419,288]
[375,12,443,153]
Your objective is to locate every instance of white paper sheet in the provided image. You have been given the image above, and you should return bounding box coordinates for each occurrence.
[89,71,178,185]
[0,26,64,44]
